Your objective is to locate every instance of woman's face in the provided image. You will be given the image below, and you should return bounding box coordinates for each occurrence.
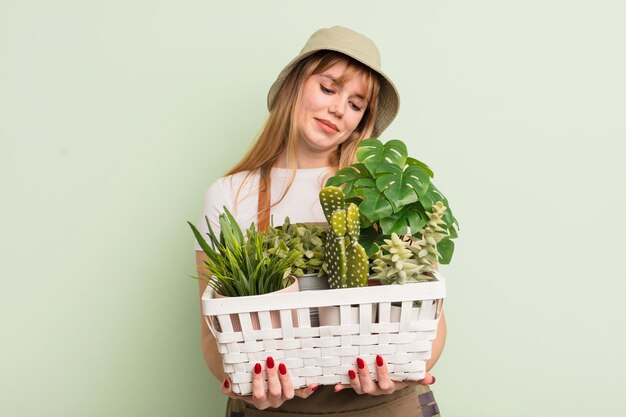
[295,60,368,155]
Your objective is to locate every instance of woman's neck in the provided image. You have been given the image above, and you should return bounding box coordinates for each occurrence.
[274,152,331,169]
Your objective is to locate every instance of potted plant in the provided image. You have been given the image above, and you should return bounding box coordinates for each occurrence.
[325,138,459,262]
[188,207,302,329]
[317,186,375,325]
[321,137,459,323]
[264,218,328,291]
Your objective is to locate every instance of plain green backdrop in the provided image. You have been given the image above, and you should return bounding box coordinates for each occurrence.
[1,1,624,416]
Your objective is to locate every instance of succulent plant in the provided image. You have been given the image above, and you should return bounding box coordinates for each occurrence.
[370,233,432,284]
[408,201,449,273]
[264,218,326,277]
[319,186,369,288]
[188,207,302,296]
[371,202,448,285]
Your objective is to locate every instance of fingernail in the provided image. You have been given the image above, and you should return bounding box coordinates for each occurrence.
[356,357,365,369]
[278,363,287,375]
[348,370,356,379]
[431,376,436,385]
[223,379,230,389]
[267,356,274,369]
[311,385,318,392]
[376,355,383,367]
[254,363,262,374]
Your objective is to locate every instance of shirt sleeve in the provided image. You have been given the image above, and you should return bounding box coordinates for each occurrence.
[193,178,228,252]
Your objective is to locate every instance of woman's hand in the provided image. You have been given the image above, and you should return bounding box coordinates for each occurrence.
[221,357,318,410]
[334,355,435,395]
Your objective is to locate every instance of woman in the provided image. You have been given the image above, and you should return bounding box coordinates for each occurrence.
[195,26,445,417]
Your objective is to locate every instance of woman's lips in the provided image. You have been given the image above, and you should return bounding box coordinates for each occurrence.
[315,118,339,133]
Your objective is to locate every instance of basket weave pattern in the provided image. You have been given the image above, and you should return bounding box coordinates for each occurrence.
[203,275,445,395]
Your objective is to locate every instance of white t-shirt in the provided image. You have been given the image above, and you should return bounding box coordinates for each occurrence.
[193,167,330,251]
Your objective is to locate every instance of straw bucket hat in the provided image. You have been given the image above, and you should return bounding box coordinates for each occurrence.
[267,26,400,138]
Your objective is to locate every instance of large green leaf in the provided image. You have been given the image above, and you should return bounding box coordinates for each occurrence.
[325,163,369,186]
[345,178,376,200]
[406,208,428,235]
[376,165,431,207]
[356,139,407,174]
[406,157,434,178]
[325,163,370,197]
[359,188,394,222]
[379,206,416,235]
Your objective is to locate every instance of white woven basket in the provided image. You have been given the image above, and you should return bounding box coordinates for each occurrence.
[202,273,445,395]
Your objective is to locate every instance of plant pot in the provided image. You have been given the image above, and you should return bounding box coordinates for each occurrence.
[297,273,329,327]
[297,273,329,291]
[213,277,299,331]
[318,303,378,326]
[389,301,421,323]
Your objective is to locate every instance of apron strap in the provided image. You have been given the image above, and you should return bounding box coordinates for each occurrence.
[257,166,271,231]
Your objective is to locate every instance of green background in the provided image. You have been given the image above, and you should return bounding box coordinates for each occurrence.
[2,1,624,416]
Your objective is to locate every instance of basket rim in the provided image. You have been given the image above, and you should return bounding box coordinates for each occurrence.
[202,273,446,316]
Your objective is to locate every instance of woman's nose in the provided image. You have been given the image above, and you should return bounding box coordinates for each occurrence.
[329,101,344,118]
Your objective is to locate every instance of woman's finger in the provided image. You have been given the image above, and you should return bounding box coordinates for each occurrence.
[294,384,318,399]
[265,356,282,403]
[277,362,294,400]
[373,355,395,394]
[355,357,376,394]
[221,377,233,396]
[221,378,248,402]
[418,371,436,385]
[251,362,267,403]
[333,383,352,393]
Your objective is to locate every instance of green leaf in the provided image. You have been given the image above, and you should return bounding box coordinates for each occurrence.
[359,188,394,222]
[406,208,428,235]
[188,220,215,258]
[358,226,382,257]
[437,238,455,264]
[356,139,407,174]
[353,178,377,189]
[376,172,419,207]
[325,163,370,196]
[379,206,414,235]
[406,157,434,178]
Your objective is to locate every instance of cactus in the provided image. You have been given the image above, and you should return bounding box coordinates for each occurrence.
[319,186,369,288]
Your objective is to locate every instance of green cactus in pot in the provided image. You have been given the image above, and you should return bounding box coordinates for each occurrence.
[319,186,369,288]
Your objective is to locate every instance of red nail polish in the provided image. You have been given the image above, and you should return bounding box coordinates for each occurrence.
[311,385,318,392]
[254,363,262,374]
[267,356,274,369]
[431,376,436,385]
[278,363,287,375]
[376,355,384,367]
[223,379,230,389]
[348,370,356,379]
[356,358,365,369]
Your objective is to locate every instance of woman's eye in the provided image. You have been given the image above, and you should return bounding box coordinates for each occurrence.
[349,102,363,112]
[320,85,334,94]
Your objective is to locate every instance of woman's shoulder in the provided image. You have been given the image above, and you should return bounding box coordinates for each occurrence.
[205,170,260,195]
